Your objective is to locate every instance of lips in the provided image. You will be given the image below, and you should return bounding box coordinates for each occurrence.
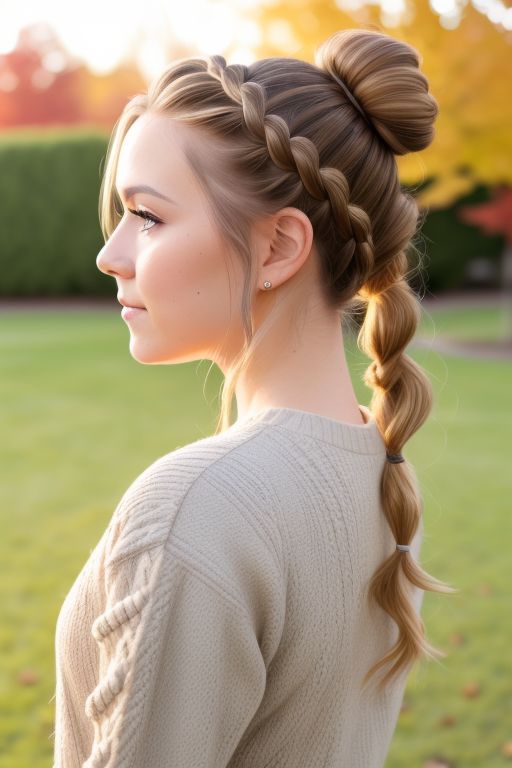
[118,297,145,309]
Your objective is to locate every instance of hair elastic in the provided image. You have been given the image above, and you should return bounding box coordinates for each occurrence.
[396,544,411,552]
[386,452,405,463]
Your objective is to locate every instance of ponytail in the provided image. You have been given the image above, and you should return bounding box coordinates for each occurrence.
[358,278,458,692]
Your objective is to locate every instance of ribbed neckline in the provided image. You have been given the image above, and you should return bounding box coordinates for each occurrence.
[232,403,386,454]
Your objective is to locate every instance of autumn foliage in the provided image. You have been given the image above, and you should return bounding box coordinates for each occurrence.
[248,0,512,209]
[0,23,147,134]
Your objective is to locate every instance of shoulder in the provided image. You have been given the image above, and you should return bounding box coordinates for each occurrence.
[104,418,284,573]
[95,418,286,673]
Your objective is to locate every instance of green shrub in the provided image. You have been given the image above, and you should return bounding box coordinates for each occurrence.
[415,181,505,293]
[0,129,112,297]
[0,131,505,297]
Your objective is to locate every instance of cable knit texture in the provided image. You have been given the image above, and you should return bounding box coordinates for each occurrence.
[52,403,424,768]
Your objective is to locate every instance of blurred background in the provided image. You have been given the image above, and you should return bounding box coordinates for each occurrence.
[0,1,510,766]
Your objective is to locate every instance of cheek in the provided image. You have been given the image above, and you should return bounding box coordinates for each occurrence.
[138,225,233,329]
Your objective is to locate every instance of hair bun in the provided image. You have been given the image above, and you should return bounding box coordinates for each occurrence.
[315,28,439,156]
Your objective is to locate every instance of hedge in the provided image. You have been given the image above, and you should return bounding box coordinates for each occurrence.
[0,129,505,297]
[0,128,111,297]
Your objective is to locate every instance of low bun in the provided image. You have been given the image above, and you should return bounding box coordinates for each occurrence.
[315,28,439,155]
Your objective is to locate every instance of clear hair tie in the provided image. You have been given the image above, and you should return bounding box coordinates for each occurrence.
[396,544,411,552]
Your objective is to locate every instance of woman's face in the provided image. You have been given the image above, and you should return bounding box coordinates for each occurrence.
[96,113,245,365]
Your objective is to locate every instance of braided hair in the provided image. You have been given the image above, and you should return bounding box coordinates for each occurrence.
[99,28,456,693]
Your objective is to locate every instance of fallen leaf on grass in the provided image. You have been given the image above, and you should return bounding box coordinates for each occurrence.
[423,756,456,768]
[439,714,457,726]
[462,681,481,698]
[18,668,39,685]
[501,741,512,758]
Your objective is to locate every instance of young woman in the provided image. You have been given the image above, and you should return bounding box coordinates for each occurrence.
[53,27,456,768]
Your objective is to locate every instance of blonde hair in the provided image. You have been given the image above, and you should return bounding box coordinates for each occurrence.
[99,27,457,693]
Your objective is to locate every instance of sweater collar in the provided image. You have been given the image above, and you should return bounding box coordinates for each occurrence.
[230,403,386,455]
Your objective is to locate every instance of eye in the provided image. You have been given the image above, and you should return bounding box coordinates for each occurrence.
[127,207,161,233]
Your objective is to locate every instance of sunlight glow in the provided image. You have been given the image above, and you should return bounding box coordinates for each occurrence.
[0,0,262,78]
[431,0,458,13]
[0,0,510,77]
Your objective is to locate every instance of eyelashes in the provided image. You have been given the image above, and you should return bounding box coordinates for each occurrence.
[127,207,161,233]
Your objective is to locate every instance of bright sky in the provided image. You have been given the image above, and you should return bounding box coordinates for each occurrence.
[0,0,510,80]
[0,0,263,80]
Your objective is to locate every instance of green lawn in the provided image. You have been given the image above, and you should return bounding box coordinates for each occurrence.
[417,301,512,342]
[0,305,510,767]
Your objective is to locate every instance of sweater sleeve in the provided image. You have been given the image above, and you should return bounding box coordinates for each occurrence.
[82,546,267,768]
[144,559,268,765]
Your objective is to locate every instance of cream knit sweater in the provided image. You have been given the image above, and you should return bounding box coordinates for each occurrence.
[53,403,424,768]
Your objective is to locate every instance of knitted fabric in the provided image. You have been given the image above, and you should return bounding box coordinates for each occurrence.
[53,404,424,768]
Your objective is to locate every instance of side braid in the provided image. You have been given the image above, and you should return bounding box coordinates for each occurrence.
[207,55,375,285]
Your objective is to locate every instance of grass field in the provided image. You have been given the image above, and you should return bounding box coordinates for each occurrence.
[417,300,512,342]
[0,303,511,767]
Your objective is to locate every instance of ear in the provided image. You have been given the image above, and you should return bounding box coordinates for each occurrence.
[260,207,314,288]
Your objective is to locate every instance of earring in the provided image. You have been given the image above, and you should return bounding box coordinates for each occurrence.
[263,280,272,290]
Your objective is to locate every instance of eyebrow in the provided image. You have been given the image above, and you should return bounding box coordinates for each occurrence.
[117,184,176,204]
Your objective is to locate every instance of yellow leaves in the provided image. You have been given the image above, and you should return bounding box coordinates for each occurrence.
[252,0,512,207]
[415,174,475,209]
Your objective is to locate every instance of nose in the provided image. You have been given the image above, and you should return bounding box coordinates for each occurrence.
[96,221,134,279]
[96,242,120,277]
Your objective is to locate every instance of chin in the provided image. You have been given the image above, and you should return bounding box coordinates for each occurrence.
[127,333,205,366]
[128,339,165,365]
[127,339,189,366]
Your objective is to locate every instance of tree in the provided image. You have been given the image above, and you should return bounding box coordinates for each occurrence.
[459,185,512,335]
[246,0,512,209]
[0,22,147,133]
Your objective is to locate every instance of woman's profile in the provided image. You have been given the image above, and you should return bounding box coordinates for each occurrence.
[53,27,456,768]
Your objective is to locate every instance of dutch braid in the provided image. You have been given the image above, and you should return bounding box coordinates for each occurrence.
[207,55,375,288]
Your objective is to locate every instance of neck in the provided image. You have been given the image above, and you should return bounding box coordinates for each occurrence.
[229,300,363,426]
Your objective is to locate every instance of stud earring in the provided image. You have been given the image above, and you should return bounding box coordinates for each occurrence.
[263,280,272,290]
